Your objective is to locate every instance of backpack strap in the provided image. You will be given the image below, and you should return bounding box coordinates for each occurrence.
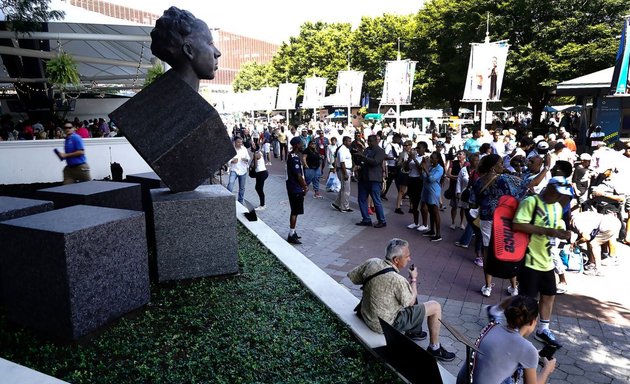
[362,267,396,288]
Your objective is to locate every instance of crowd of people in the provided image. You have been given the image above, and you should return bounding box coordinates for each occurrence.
[0,115,119,141]
[224,115,627,383]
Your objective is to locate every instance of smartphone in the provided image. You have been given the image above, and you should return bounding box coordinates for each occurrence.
[409,264,415,271]
[539,345,558,362]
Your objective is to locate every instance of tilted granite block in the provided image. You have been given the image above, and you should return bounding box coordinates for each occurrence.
[37,181,141,211]
[0,205,150,340]
[151,185,238,282]
[0,196,53,222]
[109,70,236,192]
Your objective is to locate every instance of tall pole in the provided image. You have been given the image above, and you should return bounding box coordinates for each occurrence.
[347,52,352,129]
[396,38,402,133]
[479,13,490,133]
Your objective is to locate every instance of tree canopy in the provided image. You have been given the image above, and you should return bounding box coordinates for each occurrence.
[0,0,64,32]
[232,0,630,126]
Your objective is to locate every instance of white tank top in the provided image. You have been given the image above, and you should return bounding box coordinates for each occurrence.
[255,152,266,172]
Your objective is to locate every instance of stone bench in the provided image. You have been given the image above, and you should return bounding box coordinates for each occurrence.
[0,205,150,340]
[37,180,141,211]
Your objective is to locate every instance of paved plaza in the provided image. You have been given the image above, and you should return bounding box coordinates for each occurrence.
[223,162,630,383]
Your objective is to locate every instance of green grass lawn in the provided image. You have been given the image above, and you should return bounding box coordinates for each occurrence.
[0,226,401,383]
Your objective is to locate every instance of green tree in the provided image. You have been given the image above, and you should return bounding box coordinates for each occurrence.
[351,14,416,107]
[490,0,629,126]
[269,21,353,97]
[0,0,64,33]
[232,61,275,92]
[411,0,629,125]
[410,0,487,114]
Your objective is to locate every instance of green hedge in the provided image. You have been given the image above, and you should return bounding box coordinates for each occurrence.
[0,226,400,384]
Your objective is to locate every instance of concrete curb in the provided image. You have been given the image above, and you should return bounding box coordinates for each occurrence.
[235,202,456,383]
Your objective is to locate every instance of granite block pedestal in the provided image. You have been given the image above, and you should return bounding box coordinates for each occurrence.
[37,181,142,211]
[0,205,150,340]
[0,196,54,221]
[0,196,54,304]
[151,185,238,282]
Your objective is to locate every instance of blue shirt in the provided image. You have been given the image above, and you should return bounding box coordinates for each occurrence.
[286,152,304,193]
[463,138,481,154]
[64,133,87,167]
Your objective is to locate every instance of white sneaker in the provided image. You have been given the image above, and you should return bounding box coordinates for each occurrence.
[255,206,266,211]
[416,225,429,232]
[556,282,568,294]
[407,223,419,229]
[460,224,466,230]
[449,224,457,230]
[481,285,493,297]
[507,285,519,296]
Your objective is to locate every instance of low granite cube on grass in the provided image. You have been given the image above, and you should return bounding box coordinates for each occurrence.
[151,185,238,282]
[37,181,142,211]
[0,205,150,340]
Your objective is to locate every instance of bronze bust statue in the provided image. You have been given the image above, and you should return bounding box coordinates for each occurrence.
[150,7,222,91]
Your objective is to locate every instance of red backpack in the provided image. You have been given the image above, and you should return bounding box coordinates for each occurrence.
[486,195,536,278]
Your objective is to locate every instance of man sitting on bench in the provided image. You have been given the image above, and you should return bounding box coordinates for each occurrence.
[348,237,456,361]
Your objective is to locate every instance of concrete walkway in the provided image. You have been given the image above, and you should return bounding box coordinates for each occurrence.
[225,162,630,383]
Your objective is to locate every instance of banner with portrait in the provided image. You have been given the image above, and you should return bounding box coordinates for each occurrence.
[611,17,630,95]
[462,41,509,102]
[275,83,298,110]
[334,70,364,107]
[302,77,327,108]
[381,59,417,105]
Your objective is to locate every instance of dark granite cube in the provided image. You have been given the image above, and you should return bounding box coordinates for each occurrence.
[109,70,236,193]
[37,181,142,211]
[126,172,166,213]
[151,185,238,282]
[0,196,54,222]
[0,205,150,340]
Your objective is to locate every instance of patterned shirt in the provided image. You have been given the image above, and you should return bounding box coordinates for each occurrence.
[470,174,529,221]
[348,258,412,333]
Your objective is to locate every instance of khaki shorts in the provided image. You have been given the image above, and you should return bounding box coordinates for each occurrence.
[63,163,91,184]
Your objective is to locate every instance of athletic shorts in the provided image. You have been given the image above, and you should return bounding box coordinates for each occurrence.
[288,192,305,215]
[518,266,557,297]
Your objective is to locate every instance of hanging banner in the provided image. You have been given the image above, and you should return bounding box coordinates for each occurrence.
[334,70,365,107]
[276,83,298,110]
[381,59,417,105]
[302,76,327,108]
[611,17,630,95]
[462,40,509,102]
[258,87,278,111]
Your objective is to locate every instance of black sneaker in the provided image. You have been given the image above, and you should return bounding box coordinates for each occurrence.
[535,329,562,348]
[287,234,302,245]
[381,195,388,201]
[405,330,427,342]
[341,208,354,213]
[394,208,404,214]
[422,231,436,237]
[430,235,442,242]
[355,221,373,226]
[331,203,342,212]
[427,345,456,362]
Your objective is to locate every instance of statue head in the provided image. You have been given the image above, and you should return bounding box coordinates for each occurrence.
[150,7,221,89]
